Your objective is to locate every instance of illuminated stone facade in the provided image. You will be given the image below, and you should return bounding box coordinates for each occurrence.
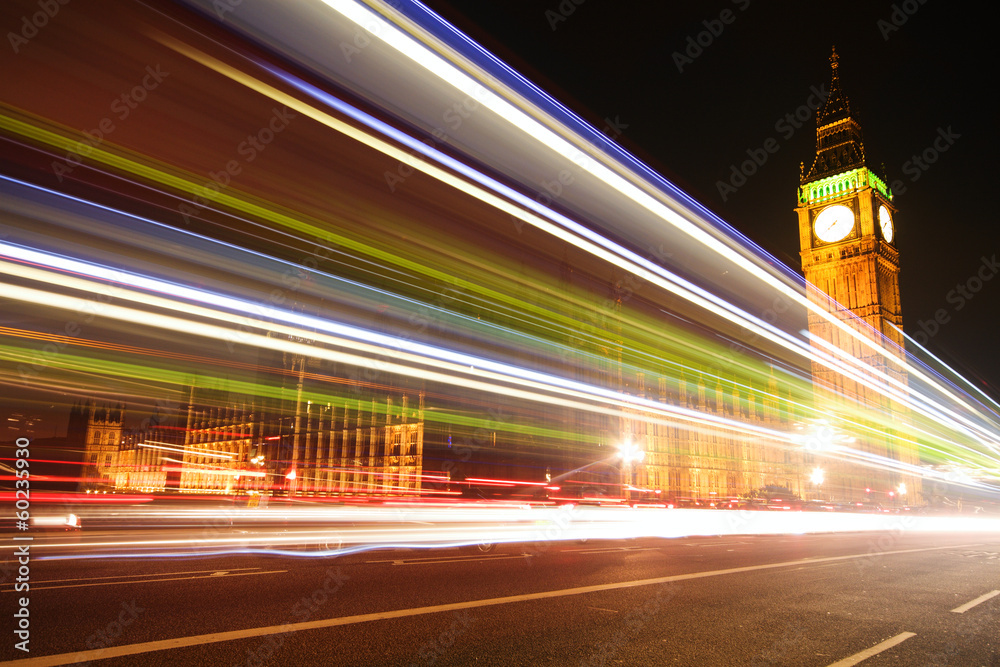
[623,372,804,505]
[793,48,920,502]
[73,401,124,491]
[176,350,425,498]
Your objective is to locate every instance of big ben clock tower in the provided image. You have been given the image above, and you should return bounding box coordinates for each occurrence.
[795,48,918,501]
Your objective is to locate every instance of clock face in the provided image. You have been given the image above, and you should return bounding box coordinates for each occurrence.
[879,205,894,243]
[814,205,855,243]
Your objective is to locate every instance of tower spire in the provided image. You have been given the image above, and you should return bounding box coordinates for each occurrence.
[802,47,866,183]
[817,46,851,125]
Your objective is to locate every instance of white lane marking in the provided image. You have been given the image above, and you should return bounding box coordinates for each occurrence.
[792,562,848,571]
[0,567,261,589]
[560,546,657,554]
[1,542,979,667]
[825,631,916,667]
[6,569,287,592]
[391,554,530,566]
[951,589,1000,613]
[587,606,618,613]
[364,553,479,564]
[364,553,529,565]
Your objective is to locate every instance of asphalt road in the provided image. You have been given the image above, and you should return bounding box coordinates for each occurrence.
[2,530,998,666]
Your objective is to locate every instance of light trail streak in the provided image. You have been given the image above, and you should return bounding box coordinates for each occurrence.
[147,36,827,366]
[321,0,978,422]
[0,282,783,455]
[1,0,996,503]
[0,177,817,452]
[0,244,793,445]
[3,103,984,474]
[803,332,996,454]
[1,130,713,390]
[153,444,235,460]
[8,145,995,481]
[15,504,1000,562]
[149,25,999,460]
[0,175,800,426]
[806,332,1000,449]
[888,322,1000,415]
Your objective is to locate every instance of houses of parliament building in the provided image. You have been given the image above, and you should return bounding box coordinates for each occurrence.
[73,50,920,506]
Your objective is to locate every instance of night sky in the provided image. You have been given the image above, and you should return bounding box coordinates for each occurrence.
[421,0,1000,400]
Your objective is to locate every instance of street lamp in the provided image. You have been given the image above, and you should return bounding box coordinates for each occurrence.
[617,440,644,502]
[810,466,824,501]
[249,454,265,495]
[810,467,825,485]
[793,420,857,452]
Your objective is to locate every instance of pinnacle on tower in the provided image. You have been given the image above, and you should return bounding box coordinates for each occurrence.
[802,47,867,183]
[817,46,851,126]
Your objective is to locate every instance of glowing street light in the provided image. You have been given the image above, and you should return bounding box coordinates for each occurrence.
[793,420,857,452]
[808,466,825,501]
[617,440,645,464]
[617,440,644,502]
[897,482,907,497]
